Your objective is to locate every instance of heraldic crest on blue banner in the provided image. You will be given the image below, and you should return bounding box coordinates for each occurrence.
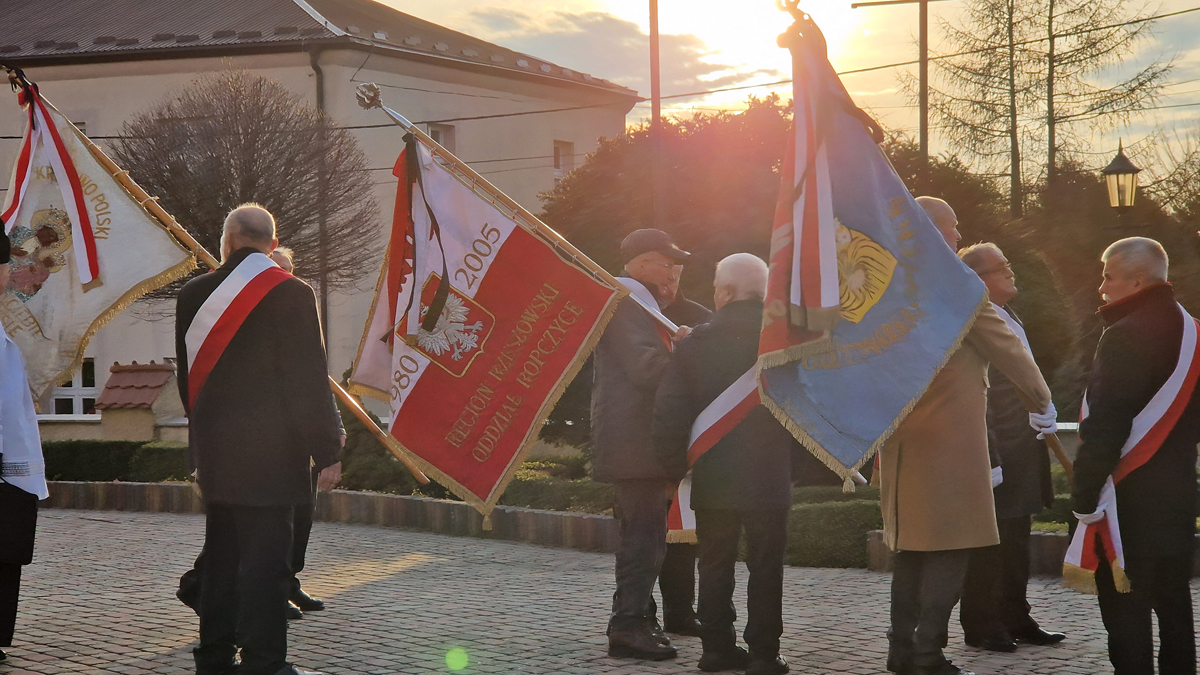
[756,10,989,482]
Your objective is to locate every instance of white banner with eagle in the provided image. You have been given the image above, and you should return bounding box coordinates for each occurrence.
[1,81,196,400]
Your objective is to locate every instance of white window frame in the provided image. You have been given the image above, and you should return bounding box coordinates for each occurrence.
[49,357,100,416]
[553,140,575,182]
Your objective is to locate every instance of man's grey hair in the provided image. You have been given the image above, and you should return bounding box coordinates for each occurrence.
[221,203,276,256]
[1102,236,1168,283]
[714,253,769,301]
[958,242,1003,273]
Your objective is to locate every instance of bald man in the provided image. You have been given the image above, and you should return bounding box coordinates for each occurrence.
[176,204,339,675]
[915,197,961,251]
[654,254,802,675]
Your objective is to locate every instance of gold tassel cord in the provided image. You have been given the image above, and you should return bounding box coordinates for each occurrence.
[1062,563,1099,595]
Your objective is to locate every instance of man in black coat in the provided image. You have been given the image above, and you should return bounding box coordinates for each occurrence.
[957,243,1065,652]
[176,205,341,675]
[1072,237,1199,675]
[592,229,691,660]
[654,253,798,675]
[657,269,713,637]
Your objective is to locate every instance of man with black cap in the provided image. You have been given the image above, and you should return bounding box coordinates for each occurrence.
[0,226,49,663]
[593,228,692,660]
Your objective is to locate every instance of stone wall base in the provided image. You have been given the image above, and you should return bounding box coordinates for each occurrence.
[43,482,620,554]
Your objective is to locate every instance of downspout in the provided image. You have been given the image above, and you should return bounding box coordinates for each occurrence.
[309,47,330,350]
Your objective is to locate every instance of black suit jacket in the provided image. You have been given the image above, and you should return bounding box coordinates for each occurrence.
[988,307,1055,519]
[1072,283,1200,558]
[176,248,341,507]
[652,300,804,511]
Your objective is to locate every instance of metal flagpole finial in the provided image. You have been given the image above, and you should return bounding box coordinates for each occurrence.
[355,82,382,110]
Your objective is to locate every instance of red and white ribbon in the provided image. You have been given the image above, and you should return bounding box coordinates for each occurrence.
[184,252,290,407]
[2,88,100,287]
[1064,305,1200,593]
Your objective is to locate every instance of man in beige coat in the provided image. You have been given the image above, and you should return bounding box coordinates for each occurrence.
[883,198,1056,675]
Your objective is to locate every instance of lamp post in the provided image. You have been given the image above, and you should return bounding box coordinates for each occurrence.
[1101,140,1141,217]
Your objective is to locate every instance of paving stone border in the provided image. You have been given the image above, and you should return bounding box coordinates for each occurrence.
[43,481,621,553]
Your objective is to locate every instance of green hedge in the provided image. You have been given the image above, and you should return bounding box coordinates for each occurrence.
[43,440,189,482]
[788,500,883,568]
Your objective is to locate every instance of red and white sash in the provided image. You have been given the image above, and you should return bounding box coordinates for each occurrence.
[2,83,101,287]
[1063,305,1200,594]
[667,367,761,542]
[183,253,290,407]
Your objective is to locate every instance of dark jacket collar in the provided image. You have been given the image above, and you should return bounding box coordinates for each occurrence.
[221,247,263,271]
[1098,282,1174,326]
[711,299,764,329]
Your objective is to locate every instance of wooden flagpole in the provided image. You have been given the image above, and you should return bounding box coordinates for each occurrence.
[1044,433,1074,488]
[25,87,429,484]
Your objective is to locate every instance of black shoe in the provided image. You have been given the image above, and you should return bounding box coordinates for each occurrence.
[664,616,703,637]
[886,656,913,675]
[913,662,975,675]
[608,629,678,660]
[746,655,790,675]
[0,649,6,661]
[290,582,325,612]
[286,602,304,620]
[698,645,751,672]
[177,585,199,613]
[648,621,671,646]
[1012,627,1065,645]
[196,664,240,675]
[964,633,1017,653]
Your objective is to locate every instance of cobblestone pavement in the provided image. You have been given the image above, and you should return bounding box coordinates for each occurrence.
[2,510,1184,674]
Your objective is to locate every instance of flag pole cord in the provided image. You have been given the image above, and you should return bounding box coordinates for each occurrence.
[354,83,678,335]
[17,78,430,485]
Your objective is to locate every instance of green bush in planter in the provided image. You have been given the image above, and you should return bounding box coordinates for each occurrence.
[129,442,190,482]
[788,500,882,568]
[42,440,146,481]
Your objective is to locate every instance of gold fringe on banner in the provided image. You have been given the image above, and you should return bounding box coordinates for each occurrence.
[1062,563,1098,595]
[667,529,698,544]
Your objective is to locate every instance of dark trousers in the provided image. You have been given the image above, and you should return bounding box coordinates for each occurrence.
[696,508,788,658]
[609,479,670,633]
[960,515,1038,638]
[181,499,315,603]
[194,504,294,675]
[890,549,970,668]
[1096,551,1195,675]
[660,543,698,624]
[0,564,20,647]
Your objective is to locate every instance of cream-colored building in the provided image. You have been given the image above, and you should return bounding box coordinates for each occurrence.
[1,0,636,420]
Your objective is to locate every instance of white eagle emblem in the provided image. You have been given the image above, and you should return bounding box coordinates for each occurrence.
[416,294,485,361]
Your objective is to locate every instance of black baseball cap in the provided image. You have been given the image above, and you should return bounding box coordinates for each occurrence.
[0,224,9,264]
[620,228,691,263]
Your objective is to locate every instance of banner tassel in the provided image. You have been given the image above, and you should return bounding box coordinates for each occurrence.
[842,476,856,494]
[482,514,493,531]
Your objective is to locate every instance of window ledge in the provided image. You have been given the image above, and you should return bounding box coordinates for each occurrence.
[37,414,102,423]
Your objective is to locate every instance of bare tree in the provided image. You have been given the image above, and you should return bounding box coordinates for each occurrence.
[112,70,379,301]
[907,0,1170,217]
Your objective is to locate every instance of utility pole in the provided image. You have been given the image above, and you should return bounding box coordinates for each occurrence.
[851,0,954,182]
[649,0,667,229]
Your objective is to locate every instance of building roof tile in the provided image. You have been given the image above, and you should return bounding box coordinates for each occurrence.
[94,361,176,410]
[0,0,634,96]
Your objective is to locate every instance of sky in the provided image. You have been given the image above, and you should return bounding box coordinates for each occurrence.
[383,0,1200,174]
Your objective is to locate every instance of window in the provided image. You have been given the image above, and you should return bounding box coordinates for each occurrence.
[553,140,574,182]
[427,124,456,153]
[52,357,99,415]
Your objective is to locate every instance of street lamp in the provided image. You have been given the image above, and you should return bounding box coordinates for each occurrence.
[1101,140,1141,210]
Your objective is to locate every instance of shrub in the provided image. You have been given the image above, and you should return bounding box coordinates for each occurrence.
[128,442,190,482]
[42,440,146,481]
[793,485,879,505]
[788,500,883,568]
[498,468,614,513]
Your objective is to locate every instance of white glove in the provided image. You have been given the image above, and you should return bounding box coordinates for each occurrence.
[991,466,1004,488]
[1073,508,1105,525]
[1029,403,1058,439]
